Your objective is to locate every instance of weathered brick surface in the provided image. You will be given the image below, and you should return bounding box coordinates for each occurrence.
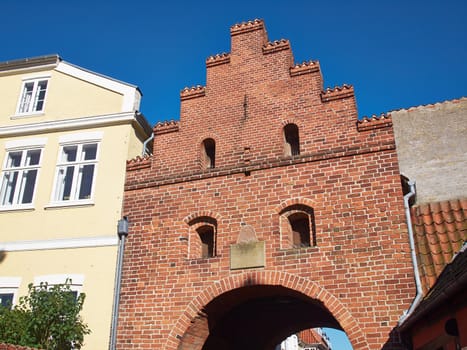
[118,20,415,350]
[0,345,41,350]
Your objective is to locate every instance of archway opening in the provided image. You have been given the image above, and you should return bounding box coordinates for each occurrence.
[178,285,350,350]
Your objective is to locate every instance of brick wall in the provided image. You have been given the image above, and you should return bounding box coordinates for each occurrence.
[118,20,415,350]
[0,345,40,350]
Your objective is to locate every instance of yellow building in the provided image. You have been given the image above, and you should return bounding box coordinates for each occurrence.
[0,55,152,349]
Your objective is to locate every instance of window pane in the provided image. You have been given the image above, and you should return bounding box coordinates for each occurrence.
[78,164,94,199]
[19,82,34,113]
[26,149,41,166]
[57,166,75,200]
[62,146,77,162]
[0,171,18,205]
[20,169,37,204]
[83,144,97,161]
[34,80,48,111]
[7,152,22,168]
[0,293,14,309]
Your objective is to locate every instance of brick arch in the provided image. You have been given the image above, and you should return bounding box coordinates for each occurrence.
[197,133,220,170]
[278,119,301,143]
[166,271,369,350]
[280,118,301,127]
[274,197,317,214]
[183,211,222,224]
[196,132,220,147]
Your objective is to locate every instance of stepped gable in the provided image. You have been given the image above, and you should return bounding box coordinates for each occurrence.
[411,198,467,293]
[357,112,392,131]
[154,120,180,135]
[130,19,376,184]
[126,155,151,171]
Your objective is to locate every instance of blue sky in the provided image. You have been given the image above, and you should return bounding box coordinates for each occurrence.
[1,1,465,348]
[1,0,466,126]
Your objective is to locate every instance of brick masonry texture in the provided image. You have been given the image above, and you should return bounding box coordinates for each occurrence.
[118,20,415,350]
[0,345,41,350]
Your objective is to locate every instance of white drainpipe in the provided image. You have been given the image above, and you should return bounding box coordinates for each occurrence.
[399,180,423,325]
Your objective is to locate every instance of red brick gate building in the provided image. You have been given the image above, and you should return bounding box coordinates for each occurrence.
[117,20,415,350]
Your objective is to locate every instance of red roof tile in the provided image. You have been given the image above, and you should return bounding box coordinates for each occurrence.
[411,198,467,293]
[298,328,330,348]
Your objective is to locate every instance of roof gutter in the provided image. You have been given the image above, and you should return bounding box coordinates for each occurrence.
[399,180,423,325]
[142,132,154,156]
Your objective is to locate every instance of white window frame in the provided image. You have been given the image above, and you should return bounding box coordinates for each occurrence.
[49,132,102,207]
[34,274,84,295]
[0,139,45,211]
[16,77,50,116]
[0,277,22,307]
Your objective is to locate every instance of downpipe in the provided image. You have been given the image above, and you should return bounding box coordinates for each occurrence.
[109,217,129,350]
[398,180,423,325]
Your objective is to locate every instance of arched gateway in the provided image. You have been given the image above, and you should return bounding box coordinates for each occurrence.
[119,19,415,350]
[169,272,368,350]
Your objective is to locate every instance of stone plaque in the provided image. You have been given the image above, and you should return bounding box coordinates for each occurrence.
[230,241,265,270]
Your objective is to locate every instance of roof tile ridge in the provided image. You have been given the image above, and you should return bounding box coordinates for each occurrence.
[388,96,467,114]
[230,19,264,35]
[126,154,152,171]
[321,84,354,103]
[154,120,180,135]
[263,39,290,54]
[206,52,231,67]
[358,112,391,123]
[322,84,353,94]
[290,60,320,76]
[180,85,206,100]
[126,154,151,165]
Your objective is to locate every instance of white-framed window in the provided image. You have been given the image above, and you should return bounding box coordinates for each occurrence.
[0,146,43,209]
[34,274,84,297]
[0,277,21,309]
[16,78,49,115]
[52,143,99,203]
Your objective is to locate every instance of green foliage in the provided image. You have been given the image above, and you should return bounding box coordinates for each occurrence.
[0,281,90,349]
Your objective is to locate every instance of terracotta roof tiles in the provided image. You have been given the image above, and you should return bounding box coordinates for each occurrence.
[320,84,354,103]
[230,19,264,35]
[356,113,393,131]
[411,198,467,293]
[180,85,205,100]
[263,39,290,54]
[388,96,466,114]
[290,60,320,76]
[206,53,230,67]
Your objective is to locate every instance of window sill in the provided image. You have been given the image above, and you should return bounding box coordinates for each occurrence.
[45,200,94,210]
[0,205,35,213]
[11,112,45,120]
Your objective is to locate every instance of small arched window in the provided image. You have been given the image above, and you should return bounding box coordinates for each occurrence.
[279,204,315,249]
[288,212,310,247]
[188,216,217,259]
[284,124,300,156]
[196,225,215,258]
[202,138,216,169]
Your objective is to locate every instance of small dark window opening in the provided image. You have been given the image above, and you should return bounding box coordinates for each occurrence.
[288,212,310,247]
[284,124,300,156]
[0,293,14,309]
[203,138,216,168]
[197,225,215,258]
